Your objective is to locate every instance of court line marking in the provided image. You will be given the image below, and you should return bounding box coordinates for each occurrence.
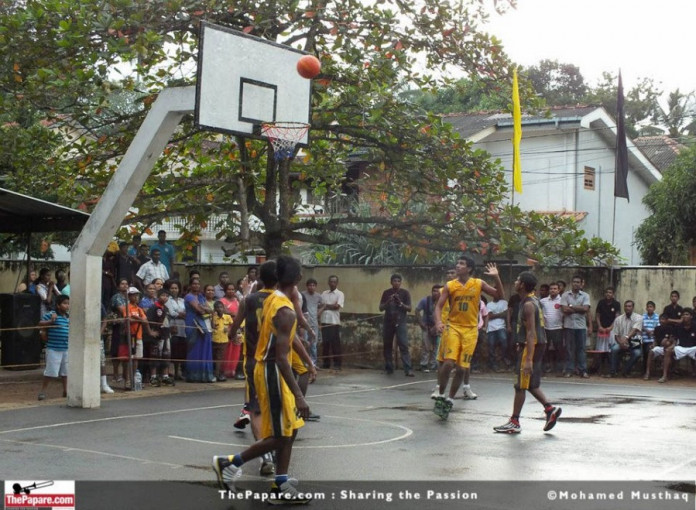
[169,415,413,449]
[0,437,185,469]
[0,380,428,436]
[0,404,234,435]
[657,456,696,478]
[3,375,693,437]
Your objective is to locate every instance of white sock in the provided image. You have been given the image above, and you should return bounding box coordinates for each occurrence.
[101,375,108,386]
[462,384,470,389]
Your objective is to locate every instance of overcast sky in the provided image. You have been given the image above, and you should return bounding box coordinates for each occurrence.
[484,0,695,96]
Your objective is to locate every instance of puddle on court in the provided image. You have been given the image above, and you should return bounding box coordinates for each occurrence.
[555,414,609,424]
[363,405,431,412]
[558,395,696,407]
[668,482,696,494]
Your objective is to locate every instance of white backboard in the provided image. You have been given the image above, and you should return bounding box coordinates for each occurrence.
[196,22,312,145]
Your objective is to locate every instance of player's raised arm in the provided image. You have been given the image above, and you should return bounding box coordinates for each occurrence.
[481,263,503,300]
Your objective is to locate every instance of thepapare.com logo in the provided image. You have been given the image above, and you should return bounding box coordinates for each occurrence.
[5,480,75,509]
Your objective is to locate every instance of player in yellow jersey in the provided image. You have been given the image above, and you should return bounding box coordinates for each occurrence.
[432,255,502,419]
[493,271,561,434]
[213,256,312,504]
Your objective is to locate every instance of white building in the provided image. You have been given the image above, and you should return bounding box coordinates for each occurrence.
[444,106,662,265]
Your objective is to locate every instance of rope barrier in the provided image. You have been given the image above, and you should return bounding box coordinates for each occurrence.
[0,310,389,333]
[0,311,397,370]
[0,349,387,371]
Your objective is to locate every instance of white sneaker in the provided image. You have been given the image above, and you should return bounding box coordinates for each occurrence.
[462,386,478,400]
[101,384,115,394]
[430,389,443,400]
[269,478,312,505]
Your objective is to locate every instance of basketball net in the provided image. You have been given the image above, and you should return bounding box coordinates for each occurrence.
[261,121,310,161]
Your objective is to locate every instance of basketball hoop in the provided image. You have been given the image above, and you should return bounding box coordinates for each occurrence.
[261,121,310,161]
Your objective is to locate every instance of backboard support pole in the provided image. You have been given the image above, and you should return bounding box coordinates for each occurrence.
[67,86,195,408]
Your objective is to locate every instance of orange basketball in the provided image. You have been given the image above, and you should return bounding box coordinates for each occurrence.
[297,55,321,79]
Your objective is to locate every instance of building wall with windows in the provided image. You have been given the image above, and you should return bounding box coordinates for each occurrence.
[445,107,661,265]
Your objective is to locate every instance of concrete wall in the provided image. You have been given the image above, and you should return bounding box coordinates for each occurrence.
[615,267,696,312]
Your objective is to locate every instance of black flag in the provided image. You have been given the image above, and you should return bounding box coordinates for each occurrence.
[614,72,629,201]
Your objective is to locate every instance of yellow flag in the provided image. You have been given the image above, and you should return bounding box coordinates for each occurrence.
[512,68,522,193]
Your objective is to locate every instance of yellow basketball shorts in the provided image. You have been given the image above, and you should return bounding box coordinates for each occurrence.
[514,342,546,391]
[291,349,308,375]
[254,360,305,438]
[440,325,478,368]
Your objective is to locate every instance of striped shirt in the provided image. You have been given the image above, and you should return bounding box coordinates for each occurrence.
[42,312,69,351]
[642,312,659,344]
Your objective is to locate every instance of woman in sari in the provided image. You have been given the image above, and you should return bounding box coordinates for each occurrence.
[184,279,215,382]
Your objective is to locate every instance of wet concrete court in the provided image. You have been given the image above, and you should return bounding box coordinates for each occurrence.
[1,370,695,508]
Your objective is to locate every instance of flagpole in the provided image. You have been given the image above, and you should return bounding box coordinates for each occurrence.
[512,68,522,198]
[610,195,617,284]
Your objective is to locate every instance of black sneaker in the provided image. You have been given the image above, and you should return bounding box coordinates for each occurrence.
[212,456,242,491]
[268,479,312,506]
[544,406,562,431]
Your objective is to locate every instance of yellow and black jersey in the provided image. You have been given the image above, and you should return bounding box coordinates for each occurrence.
[255,290,297,363]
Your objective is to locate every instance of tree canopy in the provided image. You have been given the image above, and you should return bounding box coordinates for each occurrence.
[0,0,619,266]
[635,145,696,265]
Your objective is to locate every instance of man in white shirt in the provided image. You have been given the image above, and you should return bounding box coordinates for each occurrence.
[213,271,230,299]
[540,283,564,376]
[318,275,344,370]
[607,300,643,378]
[301,278,324,366]
[135,248,170,289]
[486,296,508,372]
[561,275,591,378]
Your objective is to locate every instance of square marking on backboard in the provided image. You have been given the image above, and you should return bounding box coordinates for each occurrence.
[239,79,277,124]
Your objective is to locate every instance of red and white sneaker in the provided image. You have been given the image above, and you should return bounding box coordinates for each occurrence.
[234,408,251,430]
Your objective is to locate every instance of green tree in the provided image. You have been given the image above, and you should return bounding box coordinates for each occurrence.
[515,61,665,138]
[524,59,587,106]
[635,145,696,264]
[401,76,515,114]
[651,88,696,138]
[0,0,617,265]
[583,72,661,139]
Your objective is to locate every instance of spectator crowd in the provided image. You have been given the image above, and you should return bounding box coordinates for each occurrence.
[15,244,696,401]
